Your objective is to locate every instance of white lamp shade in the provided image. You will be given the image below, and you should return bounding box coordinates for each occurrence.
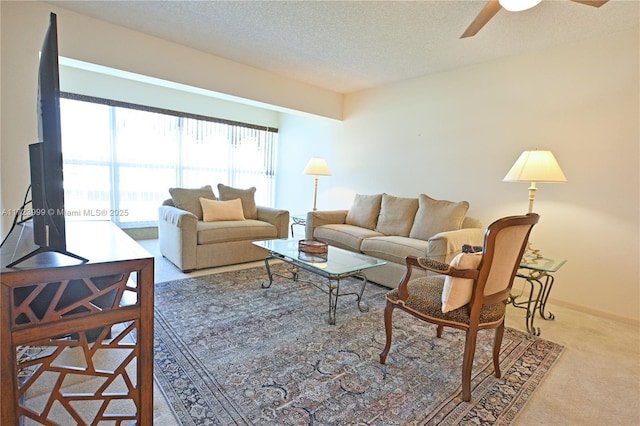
[499,0,542,12]
[303,157,332,176]
[503,150,567,183]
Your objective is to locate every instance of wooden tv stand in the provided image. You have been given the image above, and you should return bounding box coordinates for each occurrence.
[0,221,154,424]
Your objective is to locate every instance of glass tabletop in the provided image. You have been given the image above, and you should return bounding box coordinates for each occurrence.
[519,257,566,273]
[254,239,386,275]
[291,215,307,224]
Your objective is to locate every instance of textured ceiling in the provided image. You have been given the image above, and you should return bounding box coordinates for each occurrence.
[48,0,639,94]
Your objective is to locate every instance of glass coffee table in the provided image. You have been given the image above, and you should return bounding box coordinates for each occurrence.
[253,239,386,325]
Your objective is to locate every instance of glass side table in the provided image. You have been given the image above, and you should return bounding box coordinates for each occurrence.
[509,257,567,336]
[290,214,307,238]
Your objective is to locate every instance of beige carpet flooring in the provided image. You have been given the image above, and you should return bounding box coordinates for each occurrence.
[138,240,640,425]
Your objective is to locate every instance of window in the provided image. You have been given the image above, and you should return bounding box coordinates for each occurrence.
[60,94,278,228]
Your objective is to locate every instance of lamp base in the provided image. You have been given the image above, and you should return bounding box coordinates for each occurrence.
[312,176,319,211]
[521,242,543,264]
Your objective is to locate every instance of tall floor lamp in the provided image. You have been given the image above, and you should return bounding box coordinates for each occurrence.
[503,149,567,260]
[303,157,332,211]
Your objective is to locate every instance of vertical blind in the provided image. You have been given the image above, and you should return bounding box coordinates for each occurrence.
[60,93,278,228]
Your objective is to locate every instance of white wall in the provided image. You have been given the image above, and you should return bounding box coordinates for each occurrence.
[280,28,639,322]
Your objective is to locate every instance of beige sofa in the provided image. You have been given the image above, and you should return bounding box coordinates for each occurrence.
[159,184,289,271]
[305,193,484,288]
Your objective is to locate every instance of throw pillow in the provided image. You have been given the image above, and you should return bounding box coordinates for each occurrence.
[409,194,470,241]
[375,194,419,237]
[441,252,483,313]
[345,193,382,230]
[200,198,245,222]
[169,185,216,220]
[217,184,258,219]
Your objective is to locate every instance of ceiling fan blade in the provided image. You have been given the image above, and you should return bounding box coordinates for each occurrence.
[461,0,503,39]
[570,0,609,7]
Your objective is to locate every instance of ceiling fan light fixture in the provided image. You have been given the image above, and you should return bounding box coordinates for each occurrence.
[499,0,542,12]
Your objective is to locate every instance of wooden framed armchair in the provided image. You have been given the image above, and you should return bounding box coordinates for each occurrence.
[379,213,539,402]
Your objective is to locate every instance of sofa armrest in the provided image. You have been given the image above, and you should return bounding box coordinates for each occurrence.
[305,209,349,239]
[426,227,485,263]
[158,205,199,271]
[159,205,198,228]
[257,206,290,238]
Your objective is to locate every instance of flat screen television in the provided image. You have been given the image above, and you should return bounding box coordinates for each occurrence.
[7,12,87,267]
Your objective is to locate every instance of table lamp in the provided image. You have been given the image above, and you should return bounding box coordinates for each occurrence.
[303,157,331,211]
[503,150,567,213]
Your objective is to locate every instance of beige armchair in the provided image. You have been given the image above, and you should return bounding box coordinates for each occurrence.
[158,185,289,271]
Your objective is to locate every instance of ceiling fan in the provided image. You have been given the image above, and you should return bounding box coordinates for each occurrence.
[461,0,609,38]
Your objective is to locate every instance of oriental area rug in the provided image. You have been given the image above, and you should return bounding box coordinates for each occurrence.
[153,263,564,425]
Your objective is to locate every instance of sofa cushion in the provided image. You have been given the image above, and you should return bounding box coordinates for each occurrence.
[441,252,483,313]
[217,184,258,219]
[361,236,428,264]
[197,219,277,245]
[345,193,382,230]
[462,216,483,230]
[375,194,419,237]
[409,194,470,241]
[200,197,245,222]
[313,224,384,252]
[169,185,217,220]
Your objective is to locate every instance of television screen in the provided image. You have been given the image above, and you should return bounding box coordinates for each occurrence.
[7,12,87,267]
[33,12,65,250]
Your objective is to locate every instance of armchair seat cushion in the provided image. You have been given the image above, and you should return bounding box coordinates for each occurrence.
[386,276,506,324]
[360,236,428,264]
[313,224,384,252]
[196,219,278,245]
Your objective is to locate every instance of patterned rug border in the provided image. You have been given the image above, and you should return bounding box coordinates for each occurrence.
[153,265,565,425]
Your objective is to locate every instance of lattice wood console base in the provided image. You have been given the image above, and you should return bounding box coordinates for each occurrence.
[1,222,154,425]
[17,319,140,423]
